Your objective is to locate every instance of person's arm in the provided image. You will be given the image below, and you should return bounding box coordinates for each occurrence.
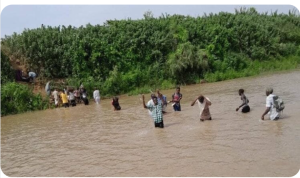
[142,95,148,109]
[179,93,182,102]
[191,95,202,106]
[205,97,212,106]
[236,95,246,111]
[261,107,270,120]
[112,100,116,111]
[191,97,198,106]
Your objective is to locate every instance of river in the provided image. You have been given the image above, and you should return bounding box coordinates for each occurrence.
[1,70,300,177]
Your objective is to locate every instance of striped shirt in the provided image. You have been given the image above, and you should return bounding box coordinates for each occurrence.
[147,102,163,123]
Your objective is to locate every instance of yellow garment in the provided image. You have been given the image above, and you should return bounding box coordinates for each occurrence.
[60,93,68,104]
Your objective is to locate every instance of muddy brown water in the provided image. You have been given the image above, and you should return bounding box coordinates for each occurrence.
[1,70,300,177]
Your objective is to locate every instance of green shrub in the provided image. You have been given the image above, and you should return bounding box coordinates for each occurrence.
[1,82,48,116]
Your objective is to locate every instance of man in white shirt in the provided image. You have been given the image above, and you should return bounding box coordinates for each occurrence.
[93,88,100,104]
[261,87,280,120]
[52,88,59,107]
[147,94,155,116]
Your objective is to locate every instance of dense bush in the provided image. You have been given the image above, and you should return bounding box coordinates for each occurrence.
[1,7,300,100]
[1,52,14,84]
[1,82,49,116]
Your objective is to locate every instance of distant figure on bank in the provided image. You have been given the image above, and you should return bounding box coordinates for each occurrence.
[261,87,284,120]
[236,89,250,113]
[191,94,212,121]
[93,88,101,104]
[68,90,76,107]
[112,96,121,110]
[157,89,167,113]
[52,88,59,107]
[15,70,29,82]
[60,90,69,108]
[142,94,166,128]
[45,81,51,96]
[28,71,37,83]
[74,88,81,104]
[147,94,156,115]
[81,88,89,105]
[170,87,183,111]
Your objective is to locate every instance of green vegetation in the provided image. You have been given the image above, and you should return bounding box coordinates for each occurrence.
[1,82,49,116]
[1,7,300,115]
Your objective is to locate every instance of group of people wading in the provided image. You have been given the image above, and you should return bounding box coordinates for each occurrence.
[49,82,284,129]
[142,87,284,128]
[49,83,121,111]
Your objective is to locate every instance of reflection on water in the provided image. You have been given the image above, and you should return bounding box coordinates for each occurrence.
[1,70,300,177]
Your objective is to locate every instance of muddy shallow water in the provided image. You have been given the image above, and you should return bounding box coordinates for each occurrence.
[1,70,300,177]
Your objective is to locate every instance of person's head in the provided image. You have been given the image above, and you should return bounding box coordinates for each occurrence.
[266,87,273,96]
[156,89,161,94]
[151,93,156,99]
[198,96,205,104]
[152,96,158,105]
[113,96,119,102]
[238,89,244,96]
[176,87,180,94]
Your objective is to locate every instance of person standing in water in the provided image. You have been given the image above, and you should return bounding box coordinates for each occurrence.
[93,88,101,104]
[52,88,59,108]
[112,96,121,110]
[146,94,156,116]
[170,87,182,111]
[142,94,166,128]
[236,89,250,113]
[157,89,167,113]
[191,94,212,121]
[60,90,69,108]
[261,87,281,120]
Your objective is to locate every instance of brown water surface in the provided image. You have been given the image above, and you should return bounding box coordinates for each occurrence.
[1,70,300,177]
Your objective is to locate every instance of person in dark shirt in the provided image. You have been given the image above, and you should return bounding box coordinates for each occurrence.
[112,96,121,111]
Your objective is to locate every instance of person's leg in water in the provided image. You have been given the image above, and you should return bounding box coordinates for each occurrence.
[241,105,250,113]
[154,121,164,128]
[173,103,181,111]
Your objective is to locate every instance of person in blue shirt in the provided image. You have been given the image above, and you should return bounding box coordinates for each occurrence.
[156,89,167,113]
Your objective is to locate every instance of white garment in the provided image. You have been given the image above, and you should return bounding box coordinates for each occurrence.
[147,99,154,116]
[95,97,100,104]
[93,90,100,99]
[52,90,58,100]
[266,94,280,120]
[68,92,75,100]
[28,72,36,78]
[197,97,211,119]
[93,90,100,104]
[54,99,59,105]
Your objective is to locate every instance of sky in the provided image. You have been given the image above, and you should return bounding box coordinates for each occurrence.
[0,2,299,38]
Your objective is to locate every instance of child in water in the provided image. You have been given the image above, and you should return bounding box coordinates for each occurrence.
[236,89,250,113]
[112,96,121,111]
